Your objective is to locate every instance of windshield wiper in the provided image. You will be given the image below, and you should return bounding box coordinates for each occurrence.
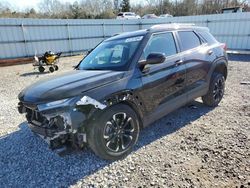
[81,67,105,71]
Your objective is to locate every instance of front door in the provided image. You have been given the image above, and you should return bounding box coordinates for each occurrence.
[138,32,186,117]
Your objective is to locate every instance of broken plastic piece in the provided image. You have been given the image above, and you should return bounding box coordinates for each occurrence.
[76,96,106,110]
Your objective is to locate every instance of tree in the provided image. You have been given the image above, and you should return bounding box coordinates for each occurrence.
[29,8,36,15]
[162,0,174,15]
[114,0,119,12]
[70,1,82,19]
[0,0,249,19]
[39,0,63,16]
[121,0,130,12]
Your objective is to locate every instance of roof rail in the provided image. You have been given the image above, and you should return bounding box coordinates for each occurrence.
[149,23,195,30]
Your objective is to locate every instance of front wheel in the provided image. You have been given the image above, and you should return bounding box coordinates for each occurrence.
[202,73,225,107]
[38,66,45,73]
[87,104,140,160]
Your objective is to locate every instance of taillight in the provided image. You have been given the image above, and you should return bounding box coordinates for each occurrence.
[221,43,227,51]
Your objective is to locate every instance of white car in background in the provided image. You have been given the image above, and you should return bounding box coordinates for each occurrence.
[159,14,173,18]
[142,14,158,19]
[116,12,141,19]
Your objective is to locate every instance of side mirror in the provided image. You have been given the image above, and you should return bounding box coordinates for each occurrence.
[146,53,166,64]
[139,53,166,70]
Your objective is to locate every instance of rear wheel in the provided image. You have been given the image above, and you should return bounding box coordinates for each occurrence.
[54,65,59,71]
[202,73,225,107]
[87,104,140,160]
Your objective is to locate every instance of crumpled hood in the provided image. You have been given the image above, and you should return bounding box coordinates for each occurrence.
[18,70,125,104]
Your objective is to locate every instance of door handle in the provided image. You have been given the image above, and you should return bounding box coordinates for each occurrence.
[175,60,183,66]
[207,50,213,55]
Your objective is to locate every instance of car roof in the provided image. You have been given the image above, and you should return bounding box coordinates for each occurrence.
[106,24,209,41]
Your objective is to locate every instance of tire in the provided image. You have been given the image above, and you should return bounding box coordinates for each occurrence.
[87,104,140,160]
[202,73,225,107]
[38,66,45,73]
[49,66,54,73]
[54,65,59,71]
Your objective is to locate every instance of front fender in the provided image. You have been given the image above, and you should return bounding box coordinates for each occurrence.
[76,89,145,129]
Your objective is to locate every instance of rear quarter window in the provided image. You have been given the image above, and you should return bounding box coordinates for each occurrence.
[178,31,201,51]
[198,31,218,45]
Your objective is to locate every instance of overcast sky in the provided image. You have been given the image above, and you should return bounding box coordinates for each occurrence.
[1,0,143,11]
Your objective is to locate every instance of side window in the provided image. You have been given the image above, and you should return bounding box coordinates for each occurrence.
[142,32,177,60]
[198,31,218,45]
[178,31,201,51]
[125,13,133,16]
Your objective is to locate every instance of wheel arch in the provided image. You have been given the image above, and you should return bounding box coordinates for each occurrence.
[117,100,144,130]
[213,61,228,80]
[208,58,228,82]
[83,90,145,130]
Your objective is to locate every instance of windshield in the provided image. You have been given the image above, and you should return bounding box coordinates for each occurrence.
[79,36,143,71]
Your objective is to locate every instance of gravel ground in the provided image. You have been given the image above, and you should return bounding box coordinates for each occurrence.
[0,56,249,187]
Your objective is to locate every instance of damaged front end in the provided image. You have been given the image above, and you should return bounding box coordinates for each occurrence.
[18,96,106,150]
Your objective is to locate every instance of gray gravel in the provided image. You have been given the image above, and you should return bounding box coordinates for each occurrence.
[0,56,249,187]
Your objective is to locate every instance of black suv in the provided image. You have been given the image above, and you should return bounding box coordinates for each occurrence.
[18,24,228,160]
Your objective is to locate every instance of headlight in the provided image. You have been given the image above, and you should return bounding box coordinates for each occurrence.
[37,98,75,111]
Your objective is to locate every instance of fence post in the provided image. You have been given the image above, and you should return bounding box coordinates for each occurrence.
[102,23,105,39]
[206,19,209,27]
[66,21,72,56]
[122,23,124,32]
[139,20,142,30]
[21,23,29,57]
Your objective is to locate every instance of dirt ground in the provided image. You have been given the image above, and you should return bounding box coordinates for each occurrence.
[0,56,249,187]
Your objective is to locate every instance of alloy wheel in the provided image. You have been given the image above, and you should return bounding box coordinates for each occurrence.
[103,112,135,152]
[213,78,224,103]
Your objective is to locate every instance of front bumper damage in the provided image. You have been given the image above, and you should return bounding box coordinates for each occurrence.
[18,96,106,150]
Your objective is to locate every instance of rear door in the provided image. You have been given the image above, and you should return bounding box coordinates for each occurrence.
[177,30,212,100]
[138,32,186,115]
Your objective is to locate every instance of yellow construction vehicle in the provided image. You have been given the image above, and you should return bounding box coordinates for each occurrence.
[33,51,62,73]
